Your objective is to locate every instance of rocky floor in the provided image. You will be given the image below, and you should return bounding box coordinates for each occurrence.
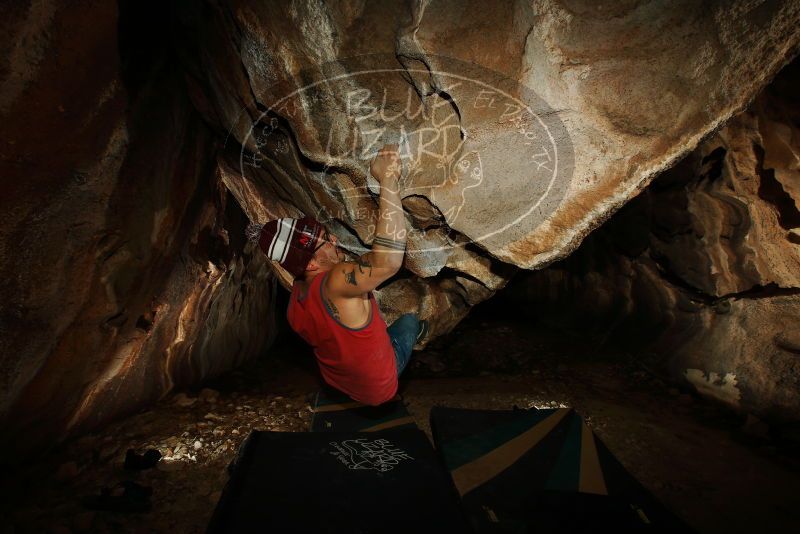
[3,308,800,533]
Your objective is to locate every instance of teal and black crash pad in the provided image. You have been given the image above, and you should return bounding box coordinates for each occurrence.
[309,389,416,432]
[430,407,694,533]
[206,429,469,533]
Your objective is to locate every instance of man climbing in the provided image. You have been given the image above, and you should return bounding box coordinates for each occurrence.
[245,144,428,406]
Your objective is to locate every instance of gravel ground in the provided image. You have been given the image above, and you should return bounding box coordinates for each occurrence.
[3,313,800,533]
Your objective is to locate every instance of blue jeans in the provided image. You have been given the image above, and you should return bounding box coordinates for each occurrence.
[387,313,420,376]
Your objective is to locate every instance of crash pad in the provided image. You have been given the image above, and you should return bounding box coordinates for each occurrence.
[309,388,416,433]
[430,406,694,533]
[207,428,468,533]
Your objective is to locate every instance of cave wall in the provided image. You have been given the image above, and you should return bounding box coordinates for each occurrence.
[171,0,800,341]
[2,0,800,455]
[0,1,276,456]
[506,58,800,422]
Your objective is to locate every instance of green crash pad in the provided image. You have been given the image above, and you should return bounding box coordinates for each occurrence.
[430,406,694,533]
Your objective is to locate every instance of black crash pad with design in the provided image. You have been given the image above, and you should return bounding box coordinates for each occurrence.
[309,388,416,432]
[207,429,469,533]
[430,406,694,533]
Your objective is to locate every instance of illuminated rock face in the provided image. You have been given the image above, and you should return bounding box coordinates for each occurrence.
[508,60,800,421]
[1,0,800,455]
[0,3,276,455]
[175,0,800,338]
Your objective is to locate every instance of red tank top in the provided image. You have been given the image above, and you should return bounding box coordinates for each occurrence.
[286,271,398,405]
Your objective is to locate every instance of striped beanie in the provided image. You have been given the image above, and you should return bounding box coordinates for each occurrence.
[245,216,324,277]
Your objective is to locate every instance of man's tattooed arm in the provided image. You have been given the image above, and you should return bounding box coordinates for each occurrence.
[344,255,373,276]
[373,236,405,251]
[340,255,373,286]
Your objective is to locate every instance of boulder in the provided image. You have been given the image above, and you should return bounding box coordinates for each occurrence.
[0,1,276,456]
[173,0,800,334]
[507,58,800,421]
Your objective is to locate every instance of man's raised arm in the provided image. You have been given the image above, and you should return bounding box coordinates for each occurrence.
[328,144,407,298]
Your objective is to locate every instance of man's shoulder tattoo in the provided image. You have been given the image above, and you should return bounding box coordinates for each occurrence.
[325,296,340,319]
[344,255,372,276]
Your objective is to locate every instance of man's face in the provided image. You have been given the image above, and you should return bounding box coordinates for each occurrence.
[310,227,344,269]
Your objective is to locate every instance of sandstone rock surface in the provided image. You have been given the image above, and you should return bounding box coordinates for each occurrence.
[506,59,800,420]
[2,0,800,454]
[175,0,800,336]
[0,2,276,456]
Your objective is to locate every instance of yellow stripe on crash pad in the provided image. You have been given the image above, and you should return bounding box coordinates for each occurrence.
[363,416,416,432]
[313,401,365,413]
[450,408,571,496]
[312,395,403,413]
[578,422,608,495]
